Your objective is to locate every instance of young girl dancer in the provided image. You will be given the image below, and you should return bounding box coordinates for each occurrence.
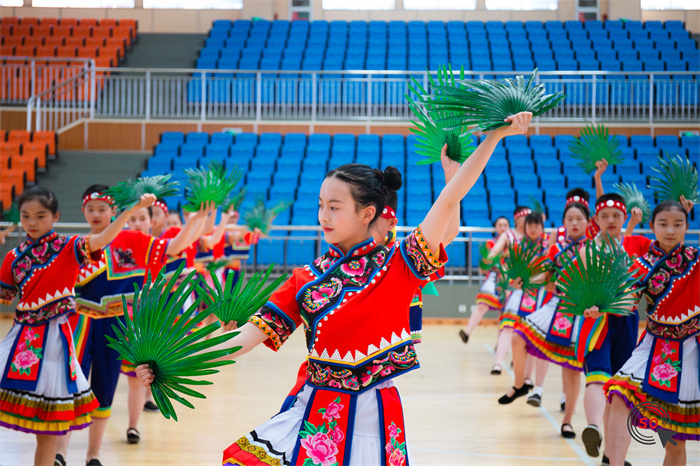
[136,112,533,466]
[0,186,154,466]
[499,199,591,438]
[603,199,698,466]
[459,215,510,344]
[55,185,202,465]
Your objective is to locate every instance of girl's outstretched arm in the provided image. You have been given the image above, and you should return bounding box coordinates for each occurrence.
[89,194,156,251]
[440,144,462,247]
[134,322,268,387]
[421,112,533,253]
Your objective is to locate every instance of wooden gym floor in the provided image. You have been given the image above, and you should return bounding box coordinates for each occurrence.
[1,319,698,465]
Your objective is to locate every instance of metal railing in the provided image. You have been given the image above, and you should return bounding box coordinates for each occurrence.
[14,66,700,133]
[2,222,698,284]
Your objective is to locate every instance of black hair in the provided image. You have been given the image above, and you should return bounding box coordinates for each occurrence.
[565,188,590,202]
[514,205,530,216]
[17,186,59,215]
[563,202,590,221]
[82,184,110,200]
[326,164,402,226]
[493,216,510,228]
[595,193,626,209]
[651,200,688,224]
[524,212,544,226]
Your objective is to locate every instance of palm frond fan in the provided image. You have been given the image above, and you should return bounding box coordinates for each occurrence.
[497,240,552,292]
[200,264,288,327]
[1,202,20,224]
[105,262,240,421]
[206,259,229,273]
[422,69,565,132]
[223,188,247,213]
[648,153,700,204]
[183,162,243,212]
[405,64,476,165]
[244,200,292,235]
[555,236,639,316]
[479,242,500,270]
[528,196,545,216]
[613,182,652,224]
[568,125,624,174]
[105,175,180,211]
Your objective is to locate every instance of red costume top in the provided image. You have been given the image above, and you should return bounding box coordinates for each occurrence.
[249,227,447,394]
[0,231,100,324]
[74,230,170,318]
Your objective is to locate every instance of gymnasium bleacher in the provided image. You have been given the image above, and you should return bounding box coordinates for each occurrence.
[0,130,57,211]
[187,19,700,105]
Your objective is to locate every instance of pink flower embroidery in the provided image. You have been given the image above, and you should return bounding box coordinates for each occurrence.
[521,294,536,309]
[17,341,27,352]
[329,426,344,444]
[340,257,367,277]
[653,354,663,365]
[388,448,406,466]
[661,341,674,356]
[12,349,40,370]
[652,363,678,382]
[380,366,395,376]
[322,401,344,422]
[23,328,38,342]
[311,287,336,304]
[552,315,572,333]
[388,423,400,439]
[300,432,339,466]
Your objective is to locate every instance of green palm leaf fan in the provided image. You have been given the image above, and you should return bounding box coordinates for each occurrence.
[405,64,476,165]
[648,153,700,204]
[1,202,20,224]
[244,200,292,235]
[497,240,551,292]
[105,262,241,421]
[423,69,566,132]
[183,162,243,212]
[613,182,652,224]
[200,264,288,326]
[478,243,500,270]
[105,175,180,211]
[223,187,247,213]
[555,236,639,316]
[568,124,624,174]
[528,196,545,217]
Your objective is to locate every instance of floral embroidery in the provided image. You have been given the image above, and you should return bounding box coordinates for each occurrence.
[385,422,407,466]
[302,278,343,314]
[648,268,671,295]
[299,397,345,466]
[13,233,68,286]
[647,317,700,340]
[552,313,574,335]
[339,257,367,277]
[650,340,680,388]
[402,227,443,278]
[249,308,295,350]
[307,344,418,393]
[0,283,17,304]
[10,328,43,375]
[115,247,137,268]
[15,298,75,325]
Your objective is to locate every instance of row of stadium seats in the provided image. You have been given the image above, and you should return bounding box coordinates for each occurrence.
[196,19,699,74]
[140,131,698,233]
[0,130,57,211]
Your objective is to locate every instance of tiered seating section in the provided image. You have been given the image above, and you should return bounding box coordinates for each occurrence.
[0,130,56,211]
[197,19,698,74]
[142,130,698,266]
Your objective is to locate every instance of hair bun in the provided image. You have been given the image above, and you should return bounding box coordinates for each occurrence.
[382,166,403,193]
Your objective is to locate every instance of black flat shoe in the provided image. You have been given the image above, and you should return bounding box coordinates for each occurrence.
[127,427,141,444]
[458,329,469,343]
[498,385,530,405]
[560,423,576,439]
[527,393,542,407]
[582,424,602,457]
[143,400,159,412]
[55,454,66,466]
[601,453,632,466]
[87,460,103,466]
[490,364,502,375]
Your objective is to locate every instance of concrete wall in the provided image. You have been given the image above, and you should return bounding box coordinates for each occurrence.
[1,0,698,34]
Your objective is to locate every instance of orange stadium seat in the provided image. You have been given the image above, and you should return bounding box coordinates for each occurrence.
[0,130,6,141]
[33,131,56,155]
[100,19,118,27]
[56,45,77,58]
[85,36,105,48]
[72,25,93,38]
[79,18,99,27]
[12,156,37,183]
[1,17,20,27]
[24,36,44,47]
[14,45,35,57]
[21,18,41,27]
[8,130,31,145]
[36,45,57,57]
[40,18,59,27]
[64,36,85,48]
[52,24,73,37]
[44,36,63,47]
[94,55,114,70]
[113,25,134,46]
[0,44,16,56]
[119,19,137,29]
[104,36,125,55]
[32,24,53,37]
[59,18,79,27]
[92,25,112,37]
[0,140,22,159]
[0,186,16,210]
[13,24,33,37]
[1,169,27,195]
[0,24,13,35]
[4,36,23,47]
[77,46,99,59]
[100,45,120,62]
[23,142,49,169]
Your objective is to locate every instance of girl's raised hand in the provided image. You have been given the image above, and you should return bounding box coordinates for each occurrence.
[583,305,603,319]
[594,159,609,179]
[628,207,643,226]
[493,111,532,139]
[132,193,156,212]
[440,143,461,182]
[680,195,695,214]
[136,364,155,387]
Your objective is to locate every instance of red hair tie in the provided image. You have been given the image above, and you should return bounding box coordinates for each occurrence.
[514,209,532,219]
[566,195,589,207]
[596,199,627,216]
[153,200,169,215]
[82,192,114,208]
[380,206,396,219]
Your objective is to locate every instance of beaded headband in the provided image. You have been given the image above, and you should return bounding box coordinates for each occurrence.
[380,206,396,219]
[153,200,169,215]
[566,195,589,207]
[596,199,627,216]
[514,208,532,219]
[82,192,114,208]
